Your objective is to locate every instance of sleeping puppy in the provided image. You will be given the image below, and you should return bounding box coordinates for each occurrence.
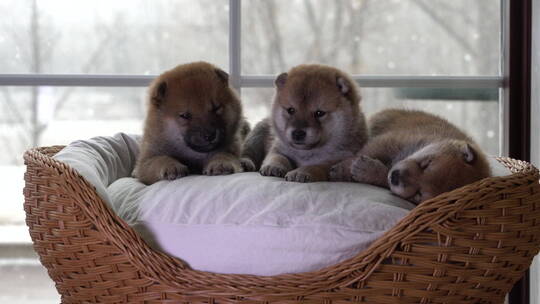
[133,61,254,185]
[243,64,368,182]
[329,109,491,204]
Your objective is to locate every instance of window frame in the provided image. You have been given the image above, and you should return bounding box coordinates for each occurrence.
[0,0,533,301]
[506,0,533,303]
[0,0,508,153]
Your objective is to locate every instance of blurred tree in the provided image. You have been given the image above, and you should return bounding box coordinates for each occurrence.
[0,0,120,164]
[239,0,500,154]
[0,0,502,164]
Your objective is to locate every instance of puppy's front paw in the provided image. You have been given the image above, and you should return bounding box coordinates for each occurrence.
[351,155,388,186]
[240,157,256,172]
[203,159,243,176]
[159,162,189,180]
[260,163,289,178]
[329,159,354,182]
[285,169,313,183]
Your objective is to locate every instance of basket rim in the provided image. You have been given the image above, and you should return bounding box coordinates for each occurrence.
[23,145,540,296]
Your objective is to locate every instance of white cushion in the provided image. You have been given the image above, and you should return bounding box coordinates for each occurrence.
[54,133,509,276]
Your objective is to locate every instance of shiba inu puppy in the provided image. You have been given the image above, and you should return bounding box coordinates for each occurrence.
[244,64,368,182]
[133,62,254,185]
[330,109,491,203]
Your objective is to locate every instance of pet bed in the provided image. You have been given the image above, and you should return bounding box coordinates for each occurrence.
[51,133,419,276]
[23,134,540,303]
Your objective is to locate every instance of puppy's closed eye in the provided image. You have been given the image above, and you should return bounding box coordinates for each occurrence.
[419,159,431,170]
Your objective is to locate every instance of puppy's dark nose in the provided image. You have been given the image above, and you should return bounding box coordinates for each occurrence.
[390,170,400,186]
[292,129,306,141]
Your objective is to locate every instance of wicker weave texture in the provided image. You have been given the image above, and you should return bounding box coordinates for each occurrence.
[23,146,540,304]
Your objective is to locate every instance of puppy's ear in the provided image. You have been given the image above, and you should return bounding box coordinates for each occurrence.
[151,81,167,107]
[336,76,350,95]
[461,143,476,164]
[215,68,229,84]
[275,73,288,88]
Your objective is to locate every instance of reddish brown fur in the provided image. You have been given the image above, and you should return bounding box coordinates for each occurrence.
[282,65,362,120]
[133,62,253,185]
[330,109,491,203]
[250,64,368,183]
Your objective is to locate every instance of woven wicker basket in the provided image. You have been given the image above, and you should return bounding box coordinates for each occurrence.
[23,145,540,304]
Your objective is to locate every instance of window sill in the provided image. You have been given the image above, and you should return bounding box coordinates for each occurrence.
[0,225,32,244]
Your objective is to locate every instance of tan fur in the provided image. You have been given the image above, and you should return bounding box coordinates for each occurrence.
[250,64,368,183]
[133,62,254,185]
[330,109,492,203]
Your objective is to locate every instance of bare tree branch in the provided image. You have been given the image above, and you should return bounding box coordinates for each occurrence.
[29,0,42,147]
[327,1,344,61]
[1,89,23,123]
[262,1,286,72]
[0,89,31,163]
[53,25,115,114]
[346,0,367,71]
[304,0,322,61]
[427,1,475,26]
[412,0,477,56]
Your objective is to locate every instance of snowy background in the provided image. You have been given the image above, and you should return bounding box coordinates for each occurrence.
[0,0,502,302]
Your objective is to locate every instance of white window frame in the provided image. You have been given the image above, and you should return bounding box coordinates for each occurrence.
[0,0,508,152]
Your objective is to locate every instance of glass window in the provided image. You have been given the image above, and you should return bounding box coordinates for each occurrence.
[0,0,229,74]
[0,0,506,302]
[1,86,146,228]
[242,0,500,75]
[0,257,59,303]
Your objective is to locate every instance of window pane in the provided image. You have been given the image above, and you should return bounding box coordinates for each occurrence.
[0,85,145,303]
[0,0,229,74]
[0,259,59,304]
[0,86,145,227]
[242,87,499,155]
[242,0,501,75]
